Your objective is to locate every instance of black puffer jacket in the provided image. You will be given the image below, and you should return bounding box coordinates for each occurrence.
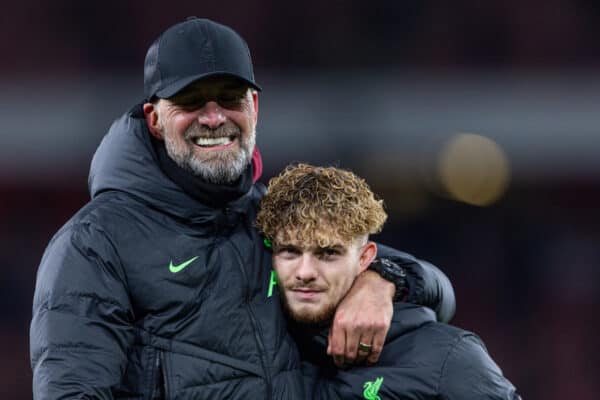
[30,105,455,399]
[299,303,521,400]
[31,105,304,399]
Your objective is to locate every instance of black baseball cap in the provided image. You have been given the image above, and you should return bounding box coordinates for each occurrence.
[144,17,261,100]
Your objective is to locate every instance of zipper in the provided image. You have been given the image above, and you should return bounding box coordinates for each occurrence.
[229,240,273,400]
[159,350,169,399]
[153,351,161,400]
[149,349,165,400]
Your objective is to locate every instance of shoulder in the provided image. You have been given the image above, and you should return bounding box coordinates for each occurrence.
[385,322,518,398]
[36,197,130,298]
[413,323,491,372]
[379,318,469,369]
[418,320,472,342]
[436,327,519,399]
[33,206,135,331]
[65,190,153,241]
[49,187,159,262]
[438,328,490,372]
[48,198,119,256]
[377,315,489,375]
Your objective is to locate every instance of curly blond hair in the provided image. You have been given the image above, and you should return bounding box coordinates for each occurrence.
[256,164,387,247]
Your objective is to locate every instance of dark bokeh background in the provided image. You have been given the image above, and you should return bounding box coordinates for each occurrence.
[2,1,599,398]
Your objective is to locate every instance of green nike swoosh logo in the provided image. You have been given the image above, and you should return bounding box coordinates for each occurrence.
[169,256,199,273]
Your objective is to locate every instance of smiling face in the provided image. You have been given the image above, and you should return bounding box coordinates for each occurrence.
[144,76,258,184]
[273,231,376,324]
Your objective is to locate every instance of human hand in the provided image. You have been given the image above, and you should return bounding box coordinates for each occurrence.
[327,270,395,367]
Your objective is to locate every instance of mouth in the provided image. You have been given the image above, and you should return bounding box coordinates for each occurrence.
[192,135,237,149]
[290,288,325,300]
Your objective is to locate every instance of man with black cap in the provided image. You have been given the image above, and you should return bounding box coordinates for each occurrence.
[30,18,455,399]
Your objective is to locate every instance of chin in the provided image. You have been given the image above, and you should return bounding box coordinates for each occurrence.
[286,302,336,325]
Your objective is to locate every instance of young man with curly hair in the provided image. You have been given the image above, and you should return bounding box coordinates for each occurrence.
[256,164,521,400]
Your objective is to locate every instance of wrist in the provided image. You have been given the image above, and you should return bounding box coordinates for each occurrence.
[361,270,396,299]
[367,258,409,302]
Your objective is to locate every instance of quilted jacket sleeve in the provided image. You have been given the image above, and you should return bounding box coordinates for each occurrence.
[30,222,135,400]
[376,243,456,323]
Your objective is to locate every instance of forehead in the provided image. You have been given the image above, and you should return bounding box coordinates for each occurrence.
[275,228,353,250]
[278,238,348,250]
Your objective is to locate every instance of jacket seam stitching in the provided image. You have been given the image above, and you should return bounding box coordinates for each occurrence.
[437,333,471,394]
[38,291,128,311]
[32,341,116,365]
[65,219,133,318]
[71,220,128,287]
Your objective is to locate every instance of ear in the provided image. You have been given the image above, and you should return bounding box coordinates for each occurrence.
[251,91,259,125]
[143,102,163,140]
[358,241,378,274]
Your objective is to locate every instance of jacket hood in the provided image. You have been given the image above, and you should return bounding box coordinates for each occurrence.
[88,104,258,222]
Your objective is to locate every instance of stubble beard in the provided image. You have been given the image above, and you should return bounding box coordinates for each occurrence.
[163,121,255,184]
[280,291,337,326]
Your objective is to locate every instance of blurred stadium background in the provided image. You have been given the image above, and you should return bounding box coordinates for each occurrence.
[2,1,599,398]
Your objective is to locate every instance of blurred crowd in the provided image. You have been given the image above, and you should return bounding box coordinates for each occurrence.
[2,1,600,73]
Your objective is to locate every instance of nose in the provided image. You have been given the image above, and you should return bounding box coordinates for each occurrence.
[295,254,318,283]
[196,101,226,129]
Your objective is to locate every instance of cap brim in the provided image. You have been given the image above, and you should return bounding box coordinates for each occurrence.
[155,72,262,99]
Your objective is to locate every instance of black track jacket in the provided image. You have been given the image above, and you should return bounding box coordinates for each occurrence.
[299,303,521,400]
[30,105,455,399]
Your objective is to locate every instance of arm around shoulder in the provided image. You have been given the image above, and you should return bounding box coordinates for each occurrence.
[375,243,456,322]
[30,222,134,399]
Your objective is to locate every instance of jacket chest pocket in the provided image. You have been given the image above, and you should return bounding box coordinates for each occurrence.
[133,251,218,309]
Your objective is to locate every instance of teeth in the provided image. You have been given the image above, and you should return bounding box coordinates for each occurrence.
[194,137,233,147]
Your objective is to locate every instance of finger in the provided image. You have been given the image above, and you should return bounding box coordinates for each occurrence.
[333,339,346,368]
[366,328,386,365]
[327,319,344,356]
[333,354,346,368]
[356,348,370,364]
[355,335,374,365]
[328,322,347,367]
[343,323,362,364]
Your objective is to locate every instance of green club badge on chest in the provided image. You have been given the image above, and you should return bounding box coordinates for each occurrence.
[363,377,384,400]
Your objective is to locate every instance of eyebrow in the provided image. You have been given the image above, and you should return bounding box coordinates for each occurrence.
[273,243,300,250]
[315,244,346,253]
